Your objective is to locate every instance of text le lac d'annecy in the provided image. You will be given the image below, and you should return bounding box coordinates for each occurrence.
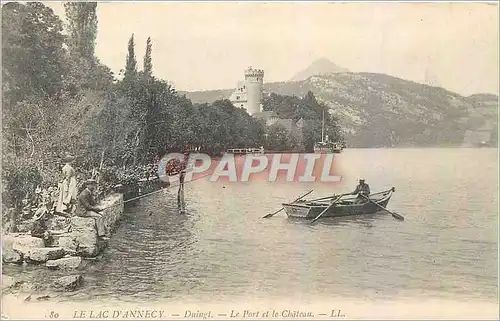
[73,310,165,319]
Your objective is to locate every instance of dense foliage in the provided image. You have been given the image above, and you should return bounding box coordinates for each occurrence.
[1,2,344,228]
[0,2,258,221]
[262,91,344,151]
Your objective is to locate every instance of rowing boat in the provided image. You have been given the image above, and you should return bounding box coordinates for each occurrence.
[282,187,395,219]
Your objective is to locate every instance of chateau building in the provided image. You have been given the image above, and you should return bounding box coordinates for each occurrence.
[229,67,264,116]
[228,66,307,151]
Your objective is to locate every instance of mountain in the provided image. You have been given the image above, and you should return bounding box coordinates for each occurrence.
[181,72,498,148]
[461,93,498,147]
[465,93,498,105]
[290,58,350,82]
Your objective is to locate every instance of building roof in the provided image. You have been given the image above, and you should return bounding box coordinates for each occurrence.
[252,111,278,120]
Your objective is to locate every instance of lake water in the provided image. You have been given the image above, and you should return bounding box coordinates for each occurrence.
[3,149,498,318]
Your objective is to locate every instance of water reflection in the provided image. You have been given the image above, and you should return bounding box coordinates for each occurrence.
[286,213,383,229]
[317,213,382,228]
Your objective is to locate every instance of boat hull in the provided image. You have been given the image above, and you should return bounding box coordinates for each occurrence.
[282,190,392,219]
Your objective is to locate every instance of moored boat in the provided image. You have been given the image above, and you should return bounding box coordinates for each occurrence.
[282,188,395,219]
[225,147,265,155]
[313,141,343,154]
[313,109,344,154]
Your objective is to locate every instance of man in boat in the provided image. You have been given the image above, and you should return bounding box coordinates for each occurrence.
[351,178,371,204]
[76,179,108,238]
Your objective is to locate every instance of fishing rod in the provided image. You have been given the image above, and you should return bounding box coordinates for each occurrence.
[100,172,213,210]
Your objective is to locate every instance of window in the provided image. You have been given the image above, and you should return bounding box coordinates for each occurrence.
[236,96,240,99]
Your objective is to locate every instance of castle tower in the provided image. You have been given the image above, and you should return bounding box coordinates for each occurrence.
[244,66,264,115]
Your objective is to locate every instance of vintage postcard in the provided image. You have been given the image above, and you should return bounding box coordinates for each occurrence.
[1,1,498,320]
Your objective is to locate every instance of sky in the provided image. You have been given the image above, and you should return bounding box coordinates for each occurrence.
[46,2,499,96]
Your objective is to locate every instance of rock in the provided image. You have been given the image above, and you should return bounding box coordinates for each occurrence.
[3,234,45,250]
[71,217,100,257]
[74,232,100,257]
[40,194,125,259]
[46,257,83,270]
[52,275,83,291]
[52,226,101,258]
[20,282,42,293]
[99,193,124,231]
[47,216,70,231]
[52,233,78,253]
[84,254,103,261]
[2,248,23,264]
[71,217,97,231]
[25,247,65,263]
[3,234,45,259]
[2,275,17,290]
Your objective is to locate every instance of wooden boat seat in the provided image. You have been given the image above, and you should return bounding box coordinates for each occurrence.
[297,190,392,207]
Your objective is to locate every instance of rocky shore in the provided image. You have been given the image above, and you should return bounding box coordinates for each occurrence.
[2,193,124,298]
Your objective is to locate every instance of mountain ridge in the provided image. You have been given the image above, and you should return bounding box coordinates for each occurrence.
[180,72,498,148]
[290,58,350,82]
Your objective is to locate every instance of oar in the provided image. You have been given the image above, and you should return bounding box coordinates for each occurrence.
[308,195,338,202]
[310,193,347,224]
[263,189,313,218]
[360,194,404,221]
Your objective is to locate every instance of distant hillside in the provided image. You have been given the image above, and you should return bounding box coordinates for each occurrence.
[465,93,499,104]
[290,58,350,82]
[182,72,498,148]
[179,89,233,105]
[461,93,498,147]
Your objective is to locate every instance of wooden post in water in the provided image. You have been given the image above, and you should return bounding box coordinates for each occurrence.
[177,170,186,214]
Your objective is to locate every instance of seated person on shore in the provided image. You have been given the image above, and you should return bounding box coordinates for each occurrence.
[76,179,108,238]
[31,210,54,247]
[351,178,371,204]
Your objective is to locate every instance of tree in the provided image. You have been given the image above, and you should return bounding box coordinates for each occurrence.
[265,124,294,151]
[2,2,67,105]
[2,2,69,162]
[124,34,137,82]
[62,2,113,92]
[143,37,153,80]
[297,91,324,120]
[63,2,98,62]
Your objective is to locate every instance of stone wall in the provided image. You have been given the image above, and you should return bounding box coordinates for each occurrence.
[98,193,124,233]
[53,193,124,257]
[2,193,125,296]
[2,193,125,266]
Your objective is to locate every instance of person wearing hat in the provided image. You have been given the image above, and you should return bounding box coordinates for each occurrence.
[350,178,371,204]
[76,178,107,238]
[31,201,54,246]
[56,153,78,214]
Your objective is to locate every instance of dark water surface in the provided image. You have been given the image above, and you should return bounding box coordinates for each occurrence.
[5,149,498,305]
